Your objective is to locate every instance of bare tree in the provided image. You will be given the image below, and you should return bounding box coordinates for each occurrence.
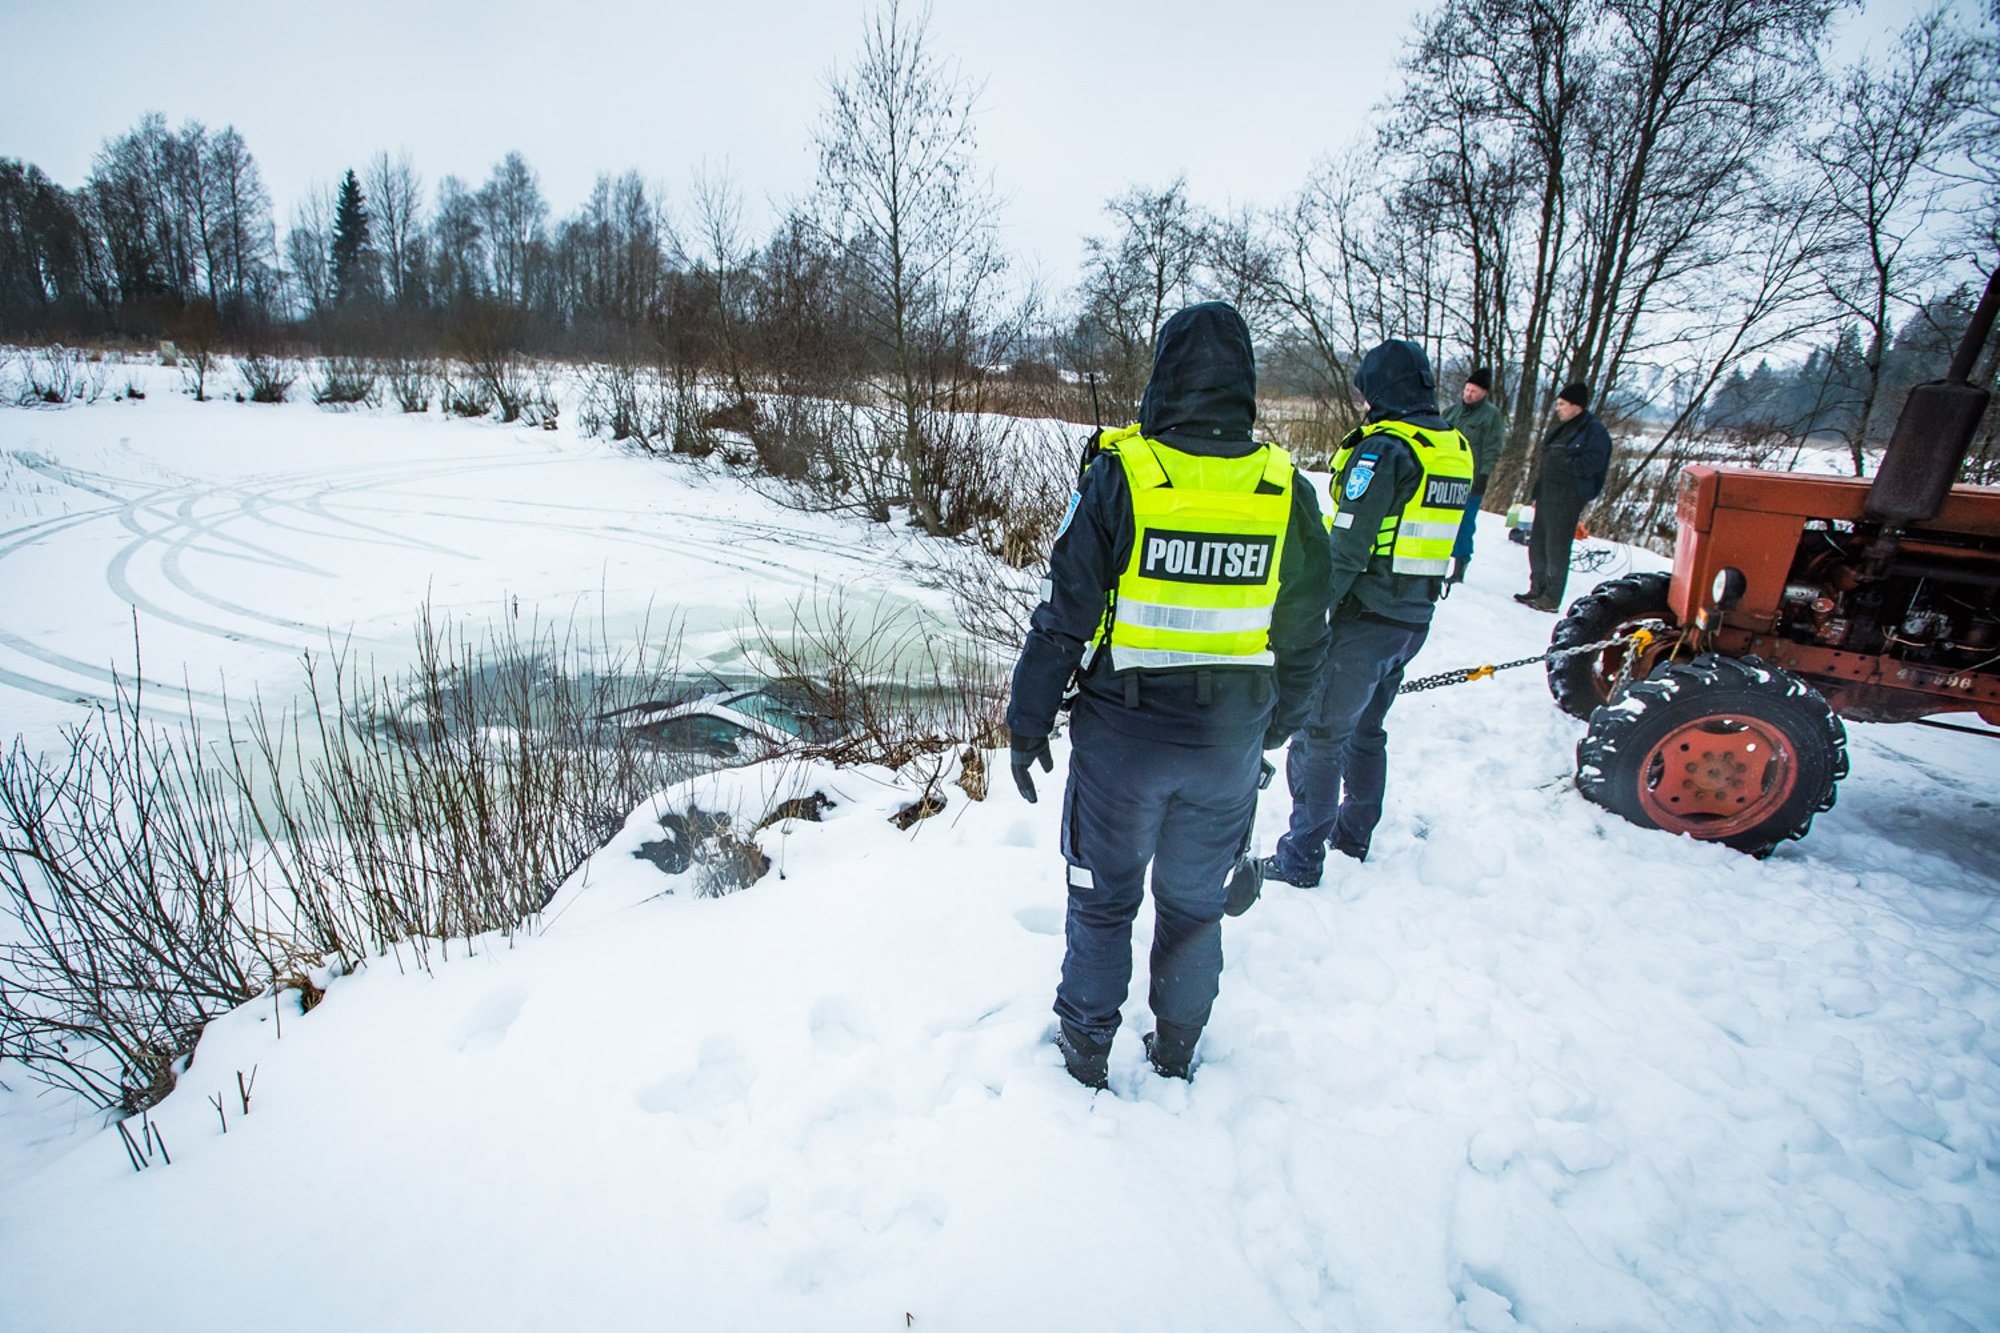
[283,183,335,319]
[1562,0,1839,420]
[476,151,547,308]
[1400,0,1595,499]
[1595,168,1844,526]
[1075,178,1209,408]
[815,0,1007,536]
[429,174,486,306]
[202,127,276,320]
[689,165,754,405]
[1232,150,1384,451]
[365,151,426,309]
[1807,6,1986,475]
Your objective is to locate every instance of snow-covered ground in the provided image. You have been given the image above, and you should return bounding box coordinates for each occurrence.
[2,363,1997,1331]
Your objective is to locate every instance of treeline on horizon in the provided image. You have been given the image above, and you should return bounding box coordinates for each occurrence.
[2,0,1997,529]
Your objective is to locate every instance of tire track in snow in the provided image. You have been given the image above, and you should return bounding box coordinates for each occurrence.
[0,438,943,723]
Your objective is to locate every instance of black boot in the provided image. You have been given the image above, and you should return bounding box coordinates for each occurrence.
[1143,1022,1200,1081]
[1054,1022,1110,1090]
[1260,853,1321,889]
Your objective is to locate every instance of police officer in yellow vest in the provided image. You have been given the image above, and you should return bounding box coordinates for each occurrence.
[1263,338,1473,887]
[1006,302,1332,1090]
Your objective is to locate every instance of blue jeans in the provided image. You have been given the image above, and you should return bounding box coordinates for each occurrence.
[1271,615,1430,878]
[1452,487,1486,572]
[1054,702,1262,1045]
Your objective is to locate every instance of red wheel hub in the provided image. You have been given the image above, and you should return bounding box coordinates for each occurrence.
[1637,712,1799,840]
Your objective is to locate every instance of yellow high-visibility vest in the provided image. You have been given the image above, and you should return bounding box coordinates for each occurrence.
[1327,420,1476,577]
[1087,425,1293,672]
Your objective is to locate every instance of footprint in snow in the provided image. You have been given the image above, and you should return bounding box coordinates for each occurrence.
[1013,904,1063,937]
[455,984,529,1054]
[1000,818,1041,849]
[637,1033,754,1118]
[809,995,878,1054]
[1819,978,1879,1019]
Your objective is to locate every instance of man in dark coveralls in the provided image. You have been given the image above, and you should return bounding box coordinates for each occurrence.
[1517,380,1613,611]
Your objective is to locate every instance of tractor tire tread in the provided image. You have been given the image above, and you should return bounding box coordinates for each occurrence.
[1576,653,1848,857]
[1548,571,1674,719]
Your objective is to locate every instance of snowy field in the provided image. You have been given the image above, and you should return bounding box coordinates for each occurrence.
[2,362,1997,1331]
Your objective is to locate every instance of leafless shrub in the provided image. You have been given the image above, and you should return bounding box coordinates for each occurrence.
[239,353,295,404]
[311,357,378,408]
[174,301,222,402]
[916,542,1041,661]
[0,669,262,1113]
[521,367,561,431]
[15,344,104,405]
[578,358,657,447]
[1590,435,1748,552]
[442,363,493,419]
[233,605,693,967]
[469,348,529,422]
[907,414,1082,659]
[743,392,831,480]
[383,356,434,414]
[738,584,1006,818]
[756,392,877,498]
[0,608,698,1114]
[665,361,713,456]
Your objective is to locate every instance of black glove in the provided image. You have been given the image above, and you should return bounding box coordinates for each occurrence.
[1010,733,1054,803]
[1224,853,1264,917]
[1262,724,1294,752]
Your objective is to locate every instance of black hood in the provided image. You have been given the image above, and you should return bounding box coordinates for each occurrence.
[1138,302,1257,454]
[1355,339,1450,431]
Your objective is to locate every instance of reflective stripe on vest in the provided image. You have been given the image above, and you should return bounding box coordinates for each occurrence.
[1088,425,1292,674]
[1327,420,1476,577]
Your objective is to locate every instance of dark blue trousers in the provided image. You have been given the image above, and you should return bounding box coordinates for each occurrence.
[1055,703,1262,1046]
[1271,614,1430,878]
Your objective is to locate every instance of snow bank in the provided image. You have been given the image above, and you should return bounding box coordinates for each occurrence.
[3,372,1997,1330]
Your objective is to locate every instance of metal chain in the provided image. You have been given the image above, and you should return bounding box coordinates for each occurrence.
[1397,623,1667,696]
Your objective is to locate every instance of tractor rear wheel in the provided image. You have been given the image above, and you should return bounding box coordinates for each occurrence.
[1575,655,1848,857]
[1548,571,1674,719]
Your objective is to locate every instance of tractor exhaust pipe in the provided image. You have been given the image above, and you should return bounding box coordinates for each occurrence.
[1865,266,2000,527]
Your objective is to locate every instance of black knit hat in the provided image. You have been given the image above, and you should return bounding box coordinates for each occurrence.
[1467,366,1493,392]
[1558,379,1592,409]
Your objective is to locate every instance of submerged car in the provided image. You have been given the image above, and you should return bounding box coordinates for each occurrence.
[604,684,833,761]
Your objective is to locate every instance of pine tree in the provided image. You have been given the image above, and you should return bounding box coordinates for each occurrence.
[330,168,377,306]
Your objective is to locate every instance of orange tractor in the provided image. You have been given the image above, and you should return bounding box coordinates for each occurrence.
[1548,269,2000,855]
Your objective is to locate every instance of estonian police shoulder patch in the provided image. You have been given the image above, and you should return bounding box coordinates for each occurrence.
[1343,457,1377,502]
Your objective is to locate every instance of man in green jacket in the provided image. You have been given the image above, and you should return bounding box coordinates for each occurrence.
[1445,367,1504,584]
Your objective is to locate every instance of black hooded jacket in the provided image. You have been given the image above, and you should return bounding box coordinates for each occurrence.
[1006,303,1332,746]
[1325,339,1456,625]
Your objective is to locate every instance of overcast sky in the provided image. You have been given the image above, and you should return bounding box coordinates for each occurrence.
[0,0,1943,287]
